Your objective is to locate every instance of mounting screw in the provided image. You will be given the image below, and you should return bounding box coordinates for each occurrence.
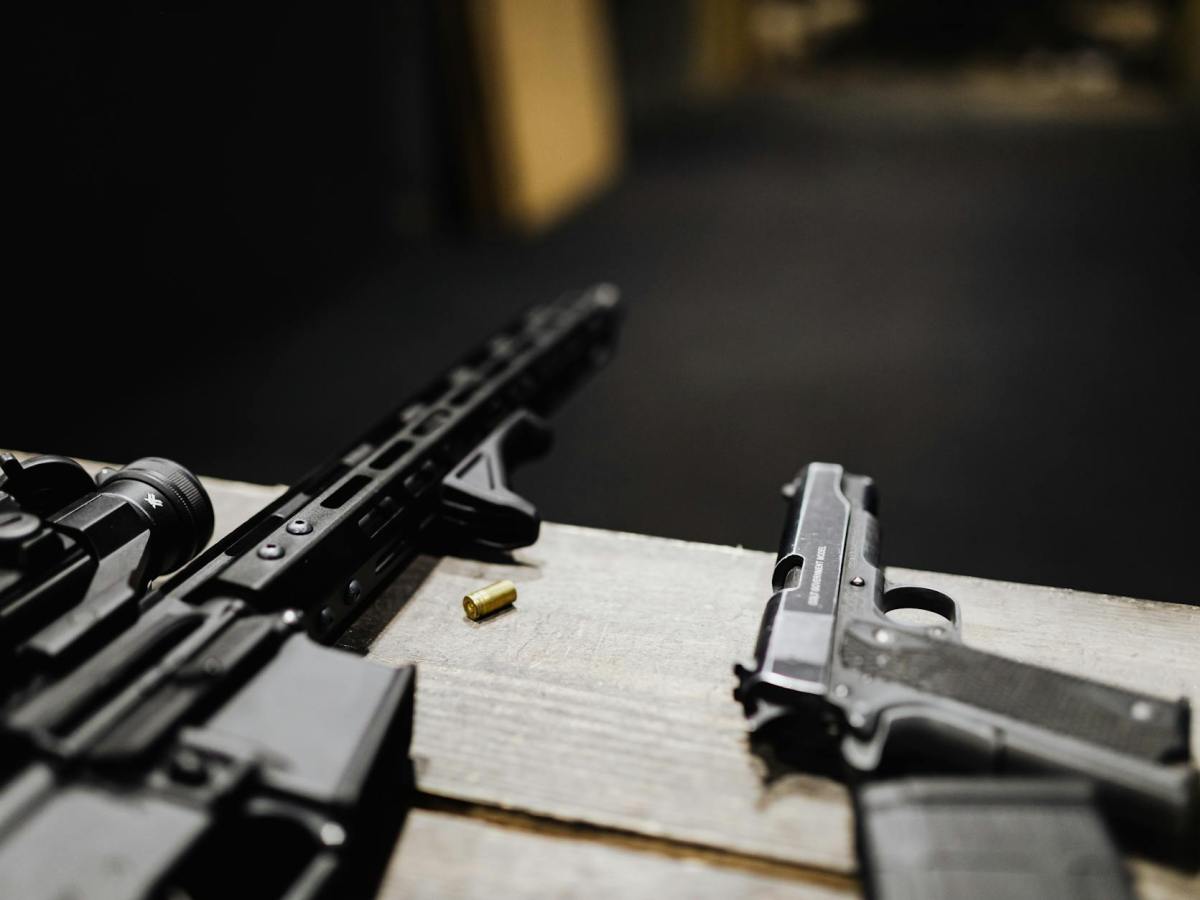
[345,579,362,605]
[286,518,313,535]
[320,822,347,847]
[850,576,865,587]
[1130,701,1154,722]
[258,543,284,560]
[169,749,208,786]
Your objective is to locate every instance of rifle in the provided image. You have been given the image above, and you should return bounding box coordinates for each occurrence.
[734,463,1198,895]
[0,284,622,898]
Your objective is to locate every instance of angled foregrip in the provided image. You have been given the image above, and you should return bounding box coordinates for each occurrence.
[840,622,1198,862]
[437,410,552,550]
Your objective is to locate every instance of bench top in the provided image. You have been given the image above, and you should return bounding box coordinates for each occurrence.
[8,457,1197,898]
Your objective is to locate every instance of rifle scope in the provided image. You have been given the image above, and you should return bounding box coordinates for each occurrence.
[1,454,214,668]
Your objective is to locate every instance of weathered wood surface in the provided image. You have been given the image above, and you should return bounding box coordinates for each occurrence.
[378,809,853,900]
[8,456,1196,896]
[362,528,855,871]
[360,523,1199,893]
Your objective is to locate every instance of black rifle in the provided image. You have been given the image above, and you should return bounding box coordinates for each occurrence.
[0,284,622,898]
[734,464,1198,891]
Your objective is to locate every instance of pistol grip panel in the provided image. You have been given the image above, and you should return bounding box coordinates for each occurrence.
[839,626,1200,863]
[839,625,1190,763]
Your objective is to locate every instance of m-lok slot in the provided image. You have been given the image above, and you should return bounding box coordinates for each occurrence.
[321,475,371,510]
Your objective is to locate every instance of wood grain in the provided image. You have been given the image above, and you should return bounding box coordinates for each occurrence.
[378,809,854,900]
[363,523,1199,888]
[363,525,856,872]
[10,456,1196,895]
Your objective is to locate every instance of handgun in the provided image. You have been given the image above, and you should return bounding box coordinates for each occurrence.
[0,284,622,898]
[734,463,1198,866]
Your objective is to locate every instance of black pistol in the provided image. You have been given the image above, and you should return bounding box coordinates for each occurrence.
[0,284,622,898]
[734,463,1198,870]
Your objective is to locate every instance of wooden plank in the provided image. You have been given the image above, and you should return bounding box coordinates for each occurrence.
[360,525,855,872]
[360,523,1199,890]
[378,808,853,900]
[1129,858,1200,900]
[10,458,1196,894]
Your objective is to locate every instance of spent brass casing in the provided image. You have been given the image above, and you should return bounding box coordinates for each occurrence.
[463,580,517,620]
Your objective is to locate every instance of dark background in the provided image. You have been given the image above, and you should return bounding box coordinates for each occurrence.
[8,2,1199,603]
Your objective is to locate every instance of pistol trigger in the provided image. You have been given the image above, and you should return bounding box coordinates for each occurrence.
[437,410,552,550]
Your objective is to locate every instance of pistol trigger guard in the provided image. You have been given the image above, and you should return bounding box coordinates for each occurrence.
[878,585,963,641]
[436,409,552,551]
